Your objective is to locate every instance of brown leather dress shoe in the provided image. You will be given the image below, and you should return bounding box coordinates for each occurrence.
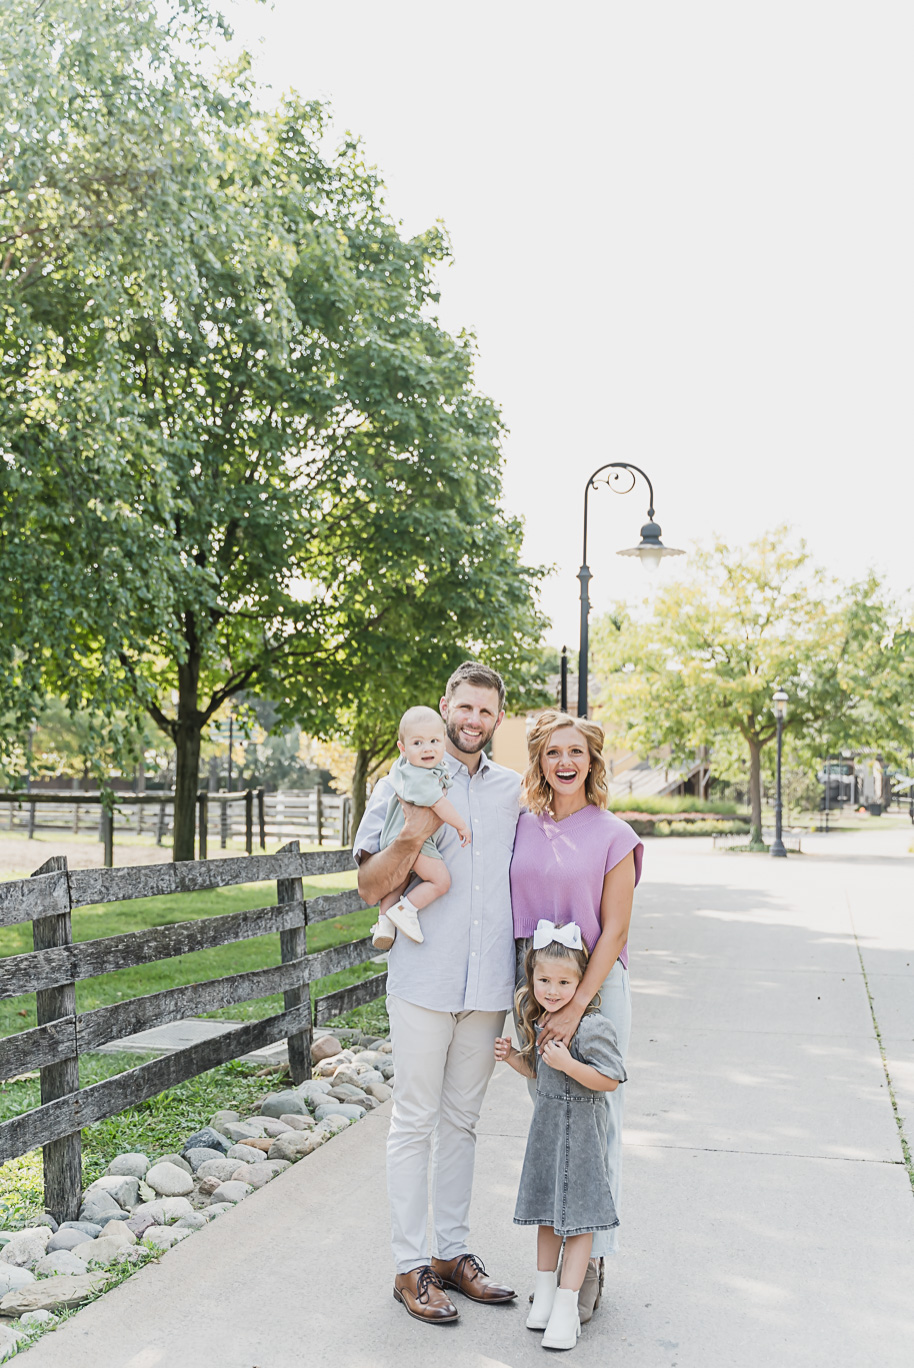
[393,1266,459,1324]
[431,1253,517,1304]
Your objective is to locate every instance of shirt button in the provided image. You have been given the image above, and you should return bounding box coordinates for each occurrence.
[474,919,479,925]
[472,951,477,957]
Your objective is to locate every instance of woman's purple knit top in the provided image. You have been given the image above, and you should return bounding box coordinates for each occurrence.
[510,805,643,969]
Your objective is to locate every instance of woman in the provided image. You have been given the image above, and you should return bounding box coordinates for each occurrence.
[509,709,643,1324]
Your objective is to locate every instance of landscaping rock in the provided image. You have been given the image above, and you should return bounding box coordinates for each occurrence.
[204,1203,235,1219]
[260,1091,309,1118]
[365,1081,393,1103]
[259,1118,294,1138]
[327,1083,370,1103]
[353,1068,386,1088]
[208,1110,242,1134]
[19,1309,53,1327]
[0,1268,35,1297]
[195,1158,245,1184]
[279,1113,315,1131]
[34,1251,85,1276]
[73,1236,125,1268]
[0,1326,23,1361]
[125,1212,158,1239]
[354,1094,380,1111]
[0,1236,10,1249]
[0,1272,106,1315]
[184,1147,225,1172]
[296,1079,332,1100]
[99,1221,136,1247]
[196,1177,221,1197]
[142,1226,190,1251]
[222,1121,265,1143]
[330,1067,370,1090]
[129,1197,193,1228]
[85,1175,140,1209]
[59,1222,102,1238]
[226,1143,266,1165]
[349,1049,386,1067]
[310,1034,343,1063]
[377,1039,393,1053]
[208,1181,252,1205]
[79,1191,124,1225]
[316,1115,350,1137]
[47,1228,94,1253]
[157,1153,193,1175]
[182,1126,230,1155]
[145,1162,194,1197]
[24,1212,59,1234]
[174,1213,208,1232]
[235,1164,276,1190]
[315,1102,363,1122]
[0,1228,53,1268]
[106,1153,150,1179]
[380,1063,395,1081]
[266,1132,318,1163]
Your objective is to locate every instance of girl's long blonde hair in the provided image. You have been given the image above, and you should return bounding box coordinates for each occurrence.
[514,940,598,1072]
[520,710,609,817]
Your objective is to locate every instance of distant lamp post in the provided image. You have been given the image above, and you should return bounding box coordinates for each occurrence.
[909,747,914,826]
[771,688,789,857]
[577,463,683,716]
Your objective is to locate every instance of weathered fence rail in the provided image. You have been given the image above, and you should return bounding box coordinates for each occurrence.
[0,844,377,1221]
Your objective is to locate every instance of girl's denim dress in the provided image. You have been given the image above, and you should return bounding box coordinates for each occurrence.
[513,1013,626,1237]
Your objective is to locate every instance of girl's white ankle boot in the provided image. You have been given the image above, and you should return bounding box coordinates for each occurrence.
[542,1287,581,1350]
[526,1270,558,1329]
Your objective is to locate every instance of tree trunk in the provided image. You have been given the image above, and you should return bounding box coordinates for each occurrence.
[173,653,203,862]
[748,736,764,847]
[350,747,370,840]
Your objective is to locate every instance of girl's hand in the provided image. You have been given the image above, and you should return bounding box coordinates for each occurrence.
[541,1038,573,1074]
[493,1036,514,1062]
[537,999,586,1051]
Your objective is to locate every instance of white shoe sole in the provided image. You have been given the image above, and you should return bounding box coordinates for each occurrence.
[387,903,424,943]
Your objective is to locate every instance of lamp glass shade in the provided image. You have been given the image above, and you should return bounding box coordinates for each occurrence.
[638,546,663,573]
[773,689,789,721]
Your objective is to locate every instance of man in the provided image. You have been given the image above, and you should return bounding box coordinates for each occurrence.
[354,661,521,1325]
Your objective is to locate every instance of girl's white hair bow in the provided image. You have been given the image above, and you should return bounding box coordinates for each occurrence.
[532,919,583,951]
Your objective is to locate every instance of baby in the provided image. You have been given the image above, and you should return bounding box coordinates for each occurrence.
[371,705,471,950]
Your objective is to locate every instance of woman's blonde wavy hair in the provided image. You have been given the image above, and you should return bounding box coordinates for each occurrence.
[514,940,598,1072]
[520,710,609,817]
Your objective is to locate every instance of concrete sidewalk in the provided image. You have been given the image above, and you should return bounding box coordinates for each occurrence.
[22,831,914,1368]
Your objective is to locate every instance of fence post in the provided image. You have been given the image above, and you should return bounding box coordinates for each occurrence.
[276,840,310,1084]
[102,808,114,868]
[220,792,228,849]
[197,791,208,860]
[31,855,81,1222]
[28,801,35,839]
[156,799,166,845]
[257,787,266,849]
[245,790,254,855]
[315,788,323,847]
[341,795,350,847]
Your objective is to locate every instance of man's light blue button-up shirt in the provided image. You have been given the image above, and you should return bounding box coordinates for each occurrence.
[353,749,521,1013]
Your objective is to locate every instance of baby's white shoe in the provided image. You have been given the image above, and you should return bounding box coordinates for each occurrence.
[387,896,423,943]
[526,1270,557,1330]
[371,915,396,951]
[541,1287,581,1350]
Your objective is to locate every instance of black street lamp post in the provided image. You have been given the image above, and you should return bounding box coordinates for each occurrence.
[771,688,789,857]
[577,463,683,717]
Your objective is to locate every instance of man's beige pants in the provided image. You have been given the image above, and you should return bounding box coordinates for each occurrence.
[387,994,506,1274]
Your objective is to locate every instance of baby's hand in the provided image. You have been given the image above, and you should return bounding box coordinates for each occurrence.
[456,822,472,847]
[493,1036,514,1062]
[541,1038,572,1074]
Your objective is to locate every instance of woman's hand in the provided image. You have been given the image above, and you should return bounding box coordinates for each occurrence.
[537,999,586,1051]
[541,1038,573,1074]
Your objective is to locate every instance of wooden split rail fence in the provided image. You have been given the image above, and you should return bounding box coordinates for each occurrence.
[0,843,378,1222]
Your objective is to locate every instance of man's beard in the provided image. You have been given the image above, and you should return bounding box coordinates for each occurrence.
[445,718,495,756]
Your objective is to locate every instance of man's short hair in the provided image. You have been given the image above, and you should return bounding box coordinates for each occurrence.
[444,661,506,712]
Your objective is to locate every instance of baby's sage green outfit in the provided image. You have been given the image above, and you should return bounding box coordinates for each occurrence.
[379,755,451,861]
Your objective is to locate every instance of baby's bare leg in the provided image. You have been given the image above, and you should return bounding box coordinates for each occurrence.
[379,878,410,917]
[403,853,451,911]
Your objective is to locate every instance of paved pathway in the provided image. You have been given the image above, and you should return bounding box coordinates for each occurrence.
[22,829,914,1368]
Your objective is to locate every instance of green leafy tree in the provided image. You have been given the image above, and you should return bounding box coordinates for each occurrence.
[592,529,912,845]
[1,3,546,858]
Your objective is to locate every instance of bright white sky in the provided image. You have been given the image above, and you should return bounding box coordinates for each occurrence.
[224,0,914,647]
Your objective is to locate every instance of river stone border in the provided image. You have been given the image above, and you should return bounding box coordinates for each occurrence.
[0,1032,393,1355]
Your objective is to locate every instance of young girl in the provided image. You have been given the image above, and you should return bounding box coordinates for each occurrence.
[494,920,626,1351]
[370,705,471,951]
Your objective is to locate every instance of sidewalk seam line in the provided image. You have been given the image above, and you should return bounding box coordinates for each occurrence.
[846,892,914,1197]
